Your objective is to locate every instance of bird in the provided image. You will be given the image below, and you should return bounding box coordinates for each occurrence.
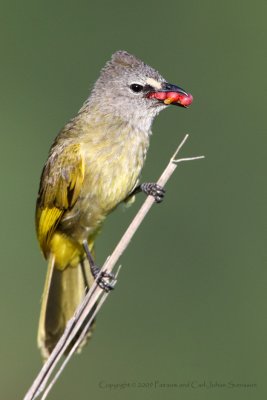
[36,50,193,359]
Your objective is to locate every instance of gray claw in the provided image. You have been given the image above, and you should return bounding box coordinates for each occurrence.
[141,183,165,203]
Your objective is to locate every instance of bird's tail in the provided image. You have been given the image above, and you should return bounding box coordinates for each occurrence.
[37,253,95,360]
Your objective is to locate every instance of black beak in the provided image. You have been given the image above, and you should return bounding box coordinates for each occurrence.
[161,82,189,97]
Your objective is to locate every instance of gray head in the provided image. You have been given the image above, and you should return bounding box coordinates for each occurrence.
[88,51,193,131]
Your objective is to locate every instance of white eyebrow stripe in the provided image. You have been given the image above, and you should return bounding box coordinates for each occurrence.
[146,78,162,89]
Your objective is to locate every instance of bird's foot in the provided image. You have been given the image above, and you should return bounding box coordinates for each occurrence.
[83,240,116,292]
[91,264,116,292]
[140,182,166,203]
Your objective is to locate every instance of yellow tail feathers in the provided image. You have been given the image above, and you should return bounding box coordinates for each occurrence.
[37,254,94,360]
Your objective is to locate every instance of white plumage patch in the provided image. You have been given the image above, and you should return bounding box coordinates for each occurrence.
[146,77,162,89]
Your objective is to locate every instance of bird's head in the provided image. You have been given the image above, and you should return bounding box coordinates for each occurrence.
[89,50,193,131]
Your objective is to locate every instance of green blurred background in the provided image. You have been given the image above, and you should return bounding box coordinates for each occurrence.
[0,0,266,399]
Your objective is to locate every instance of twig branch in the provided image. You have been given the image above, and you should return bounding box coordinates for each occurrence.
[23,134,204,400]
[40,266,122,400]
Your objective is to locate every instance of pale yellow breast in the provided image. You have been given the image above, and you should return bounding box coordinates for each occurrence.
[61,124,149,241]
[82,126,149,211]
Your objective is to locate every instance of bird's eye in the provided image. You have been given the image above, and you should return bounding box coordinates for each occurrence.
[130,83,144,93]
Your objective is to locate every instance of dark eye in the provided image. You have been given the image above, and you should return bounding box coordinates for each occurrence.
[130,83,144,93]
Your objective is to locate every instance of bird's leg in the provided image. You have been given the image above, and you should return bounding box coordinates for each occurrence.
[129,182,166,203]
[82,240,115,292]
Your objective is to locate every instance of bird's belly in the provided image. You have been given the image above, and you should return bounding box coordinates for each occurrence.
[60,151,144,242]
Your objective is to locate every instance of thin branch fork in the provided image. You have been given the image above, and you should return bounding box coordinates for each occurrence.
[23,134,204,400]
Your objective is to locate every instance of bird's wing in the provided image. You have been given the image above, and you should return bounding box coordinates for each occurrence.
[36,143,85,255]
